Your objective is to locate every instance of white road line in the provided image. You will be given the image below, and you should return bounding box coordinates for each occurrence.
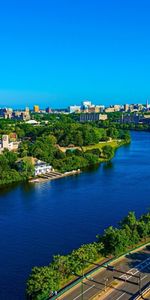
[114,274,148,300]
[115,292,125,300]
[73,284,95,300]
[141,275,148,281]
[113,258,150,300]
[120,257,150,281]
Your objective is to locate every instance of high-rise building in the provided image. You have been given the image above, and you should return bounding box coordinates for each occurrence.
[33,105,40,113]
[80,113,107,122]
[81,101,92,110]
[46,107,52,113]
[124,104,129,112]
[68,105,81,113]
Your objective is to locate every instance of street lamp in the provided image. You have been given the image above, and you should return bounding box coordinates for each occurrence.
[81,258,84,300]
[71,262,84,300]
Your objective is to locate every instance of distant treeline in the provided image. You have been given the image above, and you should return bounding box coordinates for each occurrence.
[27,211,150,300]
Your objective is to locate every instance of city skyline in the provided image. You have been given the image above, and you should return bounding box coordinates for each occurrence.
[0,98,149,110]
[1,0,150,107]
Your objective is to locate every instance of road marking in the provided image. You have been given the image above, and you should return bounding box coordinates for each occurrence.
[115,292,125,300]
[70,258,149,300]
[73,284,95,300]
[141,275,148,281]
[114,275,148,300]
[120,257,150,281]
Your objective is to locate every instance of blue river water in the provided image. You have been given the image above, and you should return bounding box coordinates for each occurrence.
[0,131,150,299]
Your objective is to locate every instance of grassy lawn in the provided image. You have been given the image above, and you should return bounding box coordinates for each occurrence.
[83,140,123,151]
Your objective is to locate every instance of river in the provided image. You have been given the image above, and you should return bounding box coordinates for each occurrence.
[0,131,150,299]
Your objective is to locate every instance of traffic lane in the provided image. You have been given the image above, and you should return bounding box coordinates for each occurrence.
[60,259,132,300]
[109,276,150,300]
[60,268,111,300]
[82,255,150,300]
[104,260,150,300]
[104,266,150,300]
[60,259,148,299]
[60,248,150,300]
[60,267,131,300]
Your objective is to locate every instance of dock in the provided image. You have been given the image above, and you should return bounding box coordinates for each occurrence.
[29,169,81,183]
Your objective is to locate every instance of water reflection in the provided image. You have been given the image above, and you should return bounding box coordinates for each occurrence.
[22,182,37,194]
[103,161,114,170]
[0,182,20,196]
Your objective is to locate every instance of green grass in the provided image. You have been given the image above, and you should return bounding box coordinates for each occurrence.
[83,140,126,162]
[83,140,124,152]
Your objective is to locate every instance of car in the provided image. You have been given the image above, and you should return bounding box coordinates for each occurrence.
[107,265,115,271]
[89,277,94,281]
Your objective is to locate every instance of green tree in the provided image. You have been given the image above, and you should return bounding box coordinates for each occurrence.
[102,145,114,159]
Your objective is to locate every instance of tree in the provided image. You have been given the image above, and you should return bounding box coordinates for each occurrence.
[20,157,34,177]
[74,132,83,147]
[18,141,29,157]
[84,153,99,165]
[102,145,114,159]
[3,149,18,168]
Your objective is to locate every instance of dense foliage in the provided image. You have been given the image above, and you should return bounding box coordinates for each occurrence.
[27,211,150,299]
[0,150,25,185]
[0,115,130,186]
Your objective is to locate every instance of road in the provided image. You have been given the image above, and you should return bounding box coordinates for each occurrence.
[58,246,150,300]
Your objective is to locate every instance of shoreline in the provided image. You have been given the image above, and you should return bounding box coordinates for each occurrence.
[0,139,129,188]
[29,169,81,183]
[24,139,130,184]
[28,140,127,184]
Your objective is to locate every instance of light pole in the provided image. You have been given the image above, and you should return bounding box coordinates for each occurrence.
[81,258,84,300]
[71,268,84,300]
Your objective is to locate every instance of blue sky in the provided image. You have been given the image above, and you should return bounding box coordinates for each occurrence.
[0,0,150,108]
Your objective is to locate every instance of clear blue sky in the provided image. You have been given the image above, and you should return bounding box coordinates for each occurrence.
[0,0,150,108]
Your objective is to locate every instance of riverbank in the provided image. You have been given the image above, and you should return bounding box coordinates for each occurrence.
[29,169,81,183]
[83,139,128,162]
[0,138,129,189]
[29,139,128,184]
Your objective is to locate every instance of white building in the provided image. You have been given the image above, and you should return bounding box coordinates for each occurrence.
[0,135,20,153]
[25,120,39,125]
[81,101,93,110]
[34,160,53,176]
[68,105,81,113]
[82,101,92,107]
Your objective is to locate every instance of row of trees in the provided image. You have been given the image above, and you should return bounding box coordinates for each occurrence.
[27,211,150,299]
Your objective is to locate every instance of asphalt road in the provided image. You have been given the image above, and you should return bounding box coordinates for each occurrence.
[59,246,150,300]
